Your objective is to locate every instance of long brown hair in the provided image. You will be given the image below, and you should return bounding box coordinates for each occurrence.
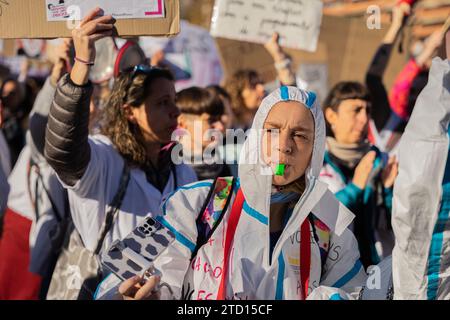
[100,67,174,168]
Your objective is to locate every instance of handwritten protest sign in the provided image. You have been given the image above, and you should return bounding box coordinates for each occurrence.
[210,0,323,52]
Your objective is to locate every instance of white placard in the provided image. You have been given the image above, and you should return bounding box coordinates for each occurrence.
[140,21,223,91]
[45,0,165,21]
[210,0,323,52]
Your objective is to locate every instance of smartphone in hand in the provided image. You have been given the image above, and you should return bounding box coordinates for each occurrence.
[101,216,175,281]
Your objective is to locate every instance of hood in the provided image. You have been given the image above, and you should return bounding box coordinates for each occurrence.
[238,86,325,216]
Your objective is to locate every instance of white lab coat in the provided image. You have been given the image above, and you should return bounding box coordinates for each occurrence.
[392,57,450,300]
[63,134,198,253]
[96,86,366,300]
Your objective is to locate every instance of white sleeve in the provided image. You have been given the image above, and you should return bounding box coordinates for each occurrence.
[154,181,213,298]
[95,181,213,300]
[312,228,366,300]
[392,58,450,300]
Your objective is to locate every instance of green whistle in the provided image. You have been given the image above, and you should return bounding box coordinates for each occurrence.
[274,164,286,176]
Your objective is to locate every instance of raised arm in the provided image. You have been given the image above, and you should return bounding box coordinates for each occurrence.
[264,33,296,86]
[365,3,410,131]
[44,8,115,186]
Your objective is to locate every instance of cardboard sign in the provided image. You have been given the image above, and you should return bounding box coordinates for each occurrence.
[0,0,179,39]
[210,0,323,52]
[215,37,327,86]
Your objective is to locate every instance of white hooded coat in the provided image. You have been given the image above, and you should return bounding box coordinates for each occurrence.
[392,57,450,300]
[97,86,366,300]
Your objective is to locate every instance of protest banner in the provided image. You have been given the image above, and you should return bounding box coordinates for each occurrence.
[210,0,323,52]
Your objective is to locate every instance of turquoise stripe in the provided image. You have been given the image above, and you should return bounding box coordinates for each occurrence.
[427,133,450,299]
[162,181,213,214]
[305,91,316,108]
[275,252,285,300]
[426,206,449,299]
[156,216,196,253]
[243,201,268,225]
[335,183,363,209]
[329,293,347,300]
[94,272,112,300]
[280,86,289,100]
[332,260,363,288]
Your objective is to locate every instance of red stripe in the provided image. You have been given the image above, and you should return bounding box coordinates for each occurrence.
[114,41,135,78]
[217,188,244,300]
[300,218,311,300]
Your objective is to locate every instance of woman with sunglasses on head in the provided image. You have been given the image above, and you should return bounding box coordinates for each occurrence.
[44,8,197,268]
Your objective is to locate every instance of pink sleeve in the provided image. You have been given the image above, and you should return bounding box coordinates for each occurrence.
[388,59,421,120]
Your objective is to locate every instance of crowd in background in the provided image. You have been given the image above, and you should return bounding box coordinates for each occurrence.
[0,2,449,300]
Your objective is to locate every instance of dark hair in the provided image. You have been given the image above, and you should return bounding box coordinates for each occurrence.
[322,81,371,136]
[207,85,231,102]
[100,67,174,168]
[176,86,224,117]
[224,69,262,124]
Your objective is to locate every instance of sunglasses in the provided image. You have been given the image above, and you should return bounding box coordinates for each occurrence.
[121,64,164,100]
[126,64,163,78]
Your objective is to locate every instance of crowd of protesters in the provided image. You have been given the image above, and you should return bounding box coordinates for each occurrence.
[0,2,449,300]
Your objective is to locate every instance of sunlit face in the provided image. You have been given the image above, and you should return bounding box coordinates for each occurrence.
[325,99,370,144]
[130,78,180,145]
[262,101,315,186]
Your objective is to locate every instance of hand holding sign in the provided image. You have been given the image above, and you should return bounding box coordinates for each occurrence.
[50,39,73,86]
[264,33,285,63]
[70,7,116,86]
